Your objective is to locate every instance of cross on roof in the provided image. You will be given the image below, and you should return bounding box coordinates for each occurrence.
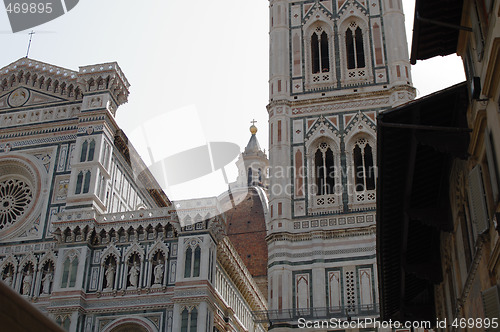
[251,119,257,125]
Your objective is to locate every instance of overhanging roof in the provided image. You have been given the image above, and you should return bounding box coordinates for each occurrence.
[377,83,469,322]
[410,0,464,64]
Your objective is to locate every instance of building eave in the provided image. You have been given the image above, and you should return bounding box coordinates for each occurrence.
[410,0,465,64]
[377,82,469,322]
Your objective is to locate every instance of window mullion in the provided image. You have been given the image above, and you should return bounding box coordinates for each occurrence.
[361,149,366,191]
[360,147,366,191]
[322,151,327,195]
[312,156,316,193]
[352,30,357,68]
[318,38,322,73]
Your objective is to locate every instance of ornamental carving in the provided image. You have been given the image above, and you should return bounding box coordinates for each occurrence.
[8,88,29,107]
[0,179,33,230]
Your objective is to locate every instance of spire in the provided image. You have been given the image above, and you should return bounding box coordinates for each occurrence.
[231,120,269,190]
[245,120,263,155]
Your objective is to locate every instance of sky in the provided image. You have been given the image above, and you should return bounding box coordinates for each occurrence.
[0,0,465,200]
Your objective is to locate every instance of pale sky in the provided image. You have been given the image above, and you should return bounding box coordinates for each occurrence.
[0,0,465,200]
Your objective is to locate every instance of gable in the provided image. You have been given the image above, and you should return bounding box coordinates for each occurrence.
[0,58,83,111]
[0,87,69,111]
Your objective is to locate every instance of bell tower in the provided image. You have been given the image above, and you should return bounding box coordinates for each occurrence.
[266,0,414,327]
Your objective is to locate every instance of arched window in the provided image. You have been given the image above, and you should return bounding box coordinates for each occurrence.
[61,256,78,288]
[63,317,71,331]
[56,316,71,331]
[184,246,201,278]
[99,175,106,201]
[181,309,189,332]
[83,171,91,194]
[184,247,192,278]
[311,29,330,74]
[75,171,83,194]
[80,139,96,162]
[190,308,198,331]
[88,140,95,161]
[193,247,201,277]
[346,23,365,69]
[247,168,253,186]
[181,307,198,332]
[80,141,88,162]
[353,138,375,191]
[314,142,335,195]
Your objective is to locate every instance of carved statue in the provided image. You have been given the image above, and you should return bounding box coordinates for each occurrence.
[3,271,13,287]
[128,262,139,288]
[105,265,115,290]
[42,272,53,294]
[154,262,164,285]
[23,271,32,295]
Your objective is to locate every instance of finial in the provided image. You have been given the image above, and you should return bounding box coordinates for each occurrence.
[26,30,35,58]
[250,119,257,135]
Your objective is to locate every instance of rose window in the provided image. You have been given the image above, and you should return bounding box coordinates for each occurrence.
[0,179,33,230]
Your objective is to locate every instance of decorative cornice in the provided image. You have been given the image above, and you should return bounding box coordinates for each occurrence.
[267,85,415,114]
[266,225,376,243]
[268,245,376,260]
[51,207,180,243]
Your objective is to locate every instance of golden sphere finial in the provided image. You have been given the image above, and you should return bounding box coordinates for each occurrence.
[250,119,258,134]
[250,125,258,134]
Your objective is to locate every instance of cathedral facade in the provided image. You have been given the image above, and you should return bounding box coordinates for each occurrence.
[0,58,267,332]
[264,0,414,328]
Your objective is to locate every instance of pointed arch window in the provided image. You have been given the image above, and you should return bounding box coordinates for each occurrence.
[80,139,96,162]
[75,171,83,194]
[190,308,198,331]
[83,171,91,194]
[63,317,71,331]
[184,247,192,278]
[353,138,375,191]
[193,247,201,277]
[61,256,78,288]
[80,141,88,162]
[88,140,95,161]
[184,245,201,278]
[346,23,365,69]
[314,142,335,195]
[311,28,330,74]
[181,307,198,332]
[181,308,189,332]
[247,168,253,186]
